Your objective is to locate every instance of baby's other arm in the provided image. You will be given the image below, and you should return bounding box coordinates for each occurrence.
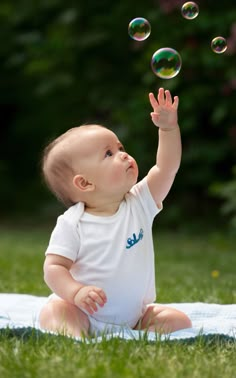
[43,254,107,315]
[147,88,181,207]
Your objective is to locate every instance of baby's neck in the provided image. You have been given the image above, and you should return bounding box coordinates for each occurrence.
[84,200,123,217]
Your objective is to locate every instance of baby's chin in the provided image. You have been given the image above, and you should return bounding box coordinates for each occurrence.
[127,179,138,193]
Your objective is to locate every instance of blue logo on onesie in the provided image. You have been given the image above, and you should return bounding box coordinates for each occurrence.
[126,228,144,249]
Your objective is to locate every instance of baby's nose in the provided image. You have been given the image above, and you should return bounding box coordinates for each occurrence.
[120,151,128,160]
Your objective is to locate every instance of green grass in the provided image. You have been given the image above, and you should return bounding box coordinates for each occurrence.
[0,226,235,378]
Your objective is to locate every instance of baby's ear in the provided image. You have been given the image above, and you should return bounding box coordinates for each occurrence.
[73,175,95,192]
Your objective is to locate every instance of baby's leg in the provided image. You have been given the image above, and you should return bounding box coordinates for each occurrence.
[135,304,192,334]
[39,298,90,337]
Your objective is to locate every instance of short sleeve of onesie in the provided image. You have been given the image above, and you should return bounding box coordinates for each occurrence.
[45,202,83,261]
[129,177,162,225]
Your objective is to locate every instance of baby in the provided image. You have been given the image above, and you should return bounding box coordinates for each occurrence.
[39,88,192,337]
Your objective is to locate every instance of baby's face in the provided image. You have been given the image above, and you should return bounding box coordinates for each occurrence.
[71,126,139,198]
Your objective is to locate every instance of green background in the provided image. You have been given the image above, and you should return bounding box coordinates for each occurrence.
[1,0,235,228]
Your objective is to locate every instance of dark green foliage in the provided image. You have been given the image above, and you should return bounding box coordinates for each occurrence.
[0,0,235,226]
[210,165,236,228]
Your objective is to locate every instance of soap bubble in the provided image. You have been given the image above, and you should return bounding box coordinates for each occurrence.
[181,2,199,20]
[211,37,227,54]
[151,48,182,79]
[128,17,151,41]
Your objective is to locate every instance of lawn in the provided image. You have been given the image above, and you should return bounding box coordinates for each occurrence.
[0,225,235,378]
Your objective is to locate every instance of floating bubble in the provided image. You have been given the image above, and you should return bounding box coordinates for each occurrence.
[211,36,227,54]
[181,2,199,20]
[151,48,182,79]
[128,17,151,41]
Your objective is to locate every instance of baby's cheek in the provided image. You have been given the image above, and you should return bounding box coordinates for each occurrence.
[112,169,124,182]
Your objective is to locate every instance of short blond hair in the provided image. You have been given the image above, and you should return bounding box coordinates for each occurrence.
[41,124,105,208]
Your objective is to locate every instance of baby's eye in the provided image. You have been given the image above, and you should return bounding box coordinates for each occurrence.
[119,146,125,152]
[105,149,113,158]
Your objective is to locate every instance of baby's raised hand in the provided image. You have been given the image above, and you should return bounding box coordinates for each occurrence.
[74,285,107,315]
[149,88,179,130]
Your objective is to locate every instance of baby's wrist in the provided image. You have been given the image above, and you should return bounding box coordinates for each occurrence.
[159,124,179,132]
[72,285,85,304]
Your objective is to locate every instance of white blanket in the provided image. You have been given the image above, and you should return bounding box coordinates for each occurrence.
[0,294,235,342]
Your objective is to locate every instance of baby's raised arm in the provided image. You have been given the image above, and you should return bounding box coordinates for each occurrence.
[43,254,107,315]
[147,88,182,207]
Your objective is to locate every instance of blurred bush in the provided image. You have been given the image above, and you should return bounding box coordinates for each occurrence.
[0,0,235,227]
[210,165,236,229]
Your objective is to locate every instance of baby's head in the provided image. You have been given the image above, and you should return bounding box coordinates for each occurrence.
[42,126,84,207]
[42,124,138,208]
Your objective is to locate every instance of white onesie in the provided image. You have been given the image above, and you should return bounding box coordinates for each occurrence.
[45,177,162,334]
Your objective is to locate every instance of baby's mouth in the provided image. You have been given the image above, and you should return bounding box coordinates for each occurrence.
[126,162,134,171]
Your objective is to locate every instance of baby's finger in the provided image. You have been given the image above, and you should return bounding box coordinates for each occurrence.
[89,290,106,307]
[85,297,98,313]
[165,90,172,106]
[151,113,160,126]
[84,305,94,315]
[172,96,179,110]
[149,92,158,111]
[96,289,107,303]
[157,88,165,106]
